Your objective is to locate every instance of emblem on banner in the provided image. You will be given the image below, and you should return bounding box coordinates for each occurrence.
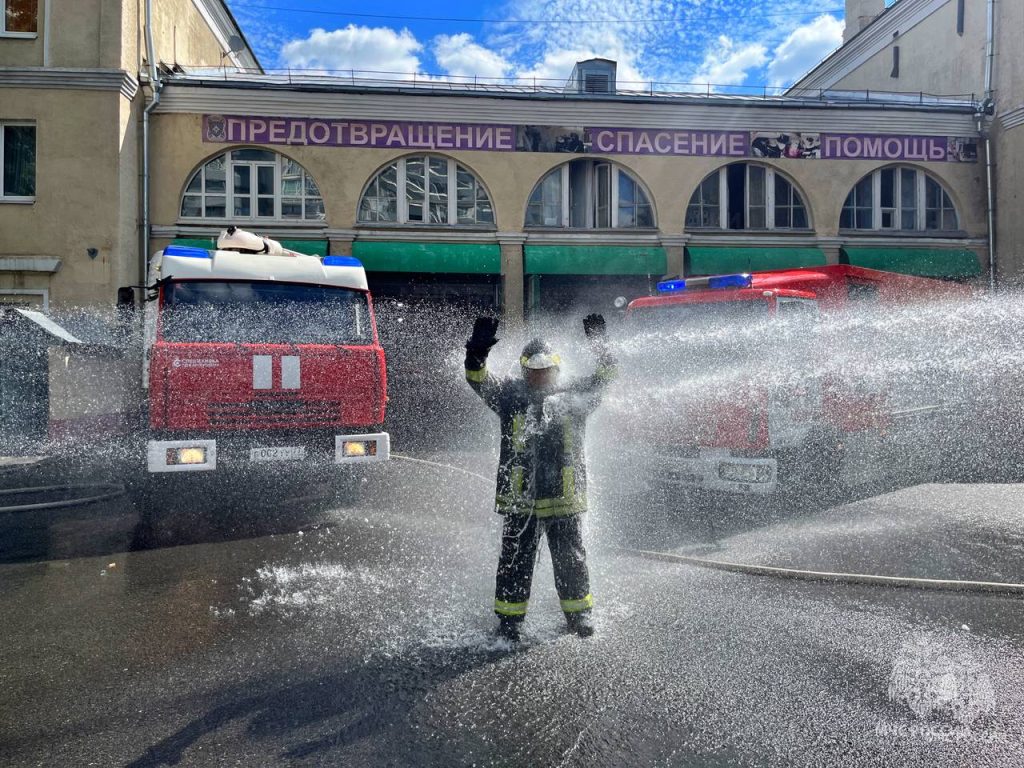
[205,115,227,142]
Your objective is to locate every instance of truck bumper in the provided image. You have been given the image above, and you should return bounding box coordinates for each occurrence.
[658,448,778,495]
[146,432,390,473]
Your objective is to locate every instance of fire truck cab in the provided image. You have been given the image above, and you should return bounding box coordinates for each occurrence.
[141,228,389,474]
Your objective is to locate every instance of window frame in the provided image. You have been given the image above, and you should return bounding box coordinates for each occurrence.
[2,0,38,37]
[179,149,325,224]
[357,154,495,227]
[0,121,36,202]
[525,161,655,229]
[686,163,810,231]
[840,166,960,233]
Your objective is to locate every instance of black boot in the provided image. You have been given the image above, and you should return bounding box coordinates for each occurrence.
[497,616,523,642]
[566,611,595,638]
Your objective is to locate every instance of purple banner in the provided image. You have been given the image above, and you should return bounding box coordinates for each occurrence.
[589,128,748,156]
[201,115,977,162]
[821,133,949,162]
[203,114,516,152]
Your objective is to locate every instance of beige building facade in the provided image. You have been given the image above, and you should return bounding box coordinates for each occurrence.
[0,0,258,308]
[793,0,1022,286]
[145,78,988,321]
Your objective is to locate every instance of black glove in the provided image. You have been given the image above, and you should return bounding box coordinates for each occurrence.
[465,316,499,369]
[467,316,499,350]
[583,313,606,340]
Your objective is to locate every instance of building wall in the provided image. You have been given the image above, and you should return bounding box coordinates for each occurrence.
[144,0,230,70]
[0,0,252,308]
[0,0,229,69]
[824,0,987,97]
[992,0,1024,284]
[145,106,988,323]
[793,0,1022,287]
[0,88,127,305]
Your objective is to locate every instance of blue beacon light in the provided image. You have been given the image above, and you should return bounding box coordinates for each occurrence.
[323,255,363,267]
[163,245,211,259]
[708,273,753,289]
[656,278,687,293]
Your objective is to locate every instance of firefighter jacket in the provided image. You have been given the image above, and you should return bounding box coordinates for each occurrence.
[466,346,617,517]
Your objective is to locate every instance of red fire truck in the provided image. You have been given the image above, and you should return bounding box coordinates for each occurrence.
[133,228,389,476]
[620,265,973,502]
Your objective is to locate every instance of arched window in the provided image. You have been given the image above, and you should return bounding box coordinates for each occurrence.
[686,163,810,230]
[180,149,325,221]
[840,167,959,231]
[358,155,494,225]
[525,160,654,228]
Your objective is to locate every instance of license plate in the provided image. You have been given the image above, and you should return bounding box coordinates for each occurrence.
[249,446,306,462]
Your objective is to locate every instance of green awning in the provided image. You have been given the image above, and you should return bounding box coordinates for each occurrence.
[170,237,328,256]
[280,239,327,256]
[687,247,827,276]
[352,241,501,274]
[524,245,666,275]
[841,247,982,278]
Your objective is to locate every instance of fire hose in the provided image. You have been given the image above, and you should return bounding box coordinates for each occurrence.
[0,484,126,514]
[394,453,1024,597]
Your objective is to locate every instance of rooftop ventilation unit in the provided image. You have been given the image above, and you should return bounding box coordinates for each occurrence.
[565,59,617,95]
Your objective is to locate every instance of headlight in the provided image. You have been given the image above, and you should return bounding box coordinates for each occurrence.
[166,447,207,465]
[718,462,772,483]
[342,440,376,457]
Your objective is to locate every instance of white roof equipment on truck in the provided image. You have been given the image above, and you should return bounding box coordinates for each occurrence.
[150,227,368,291]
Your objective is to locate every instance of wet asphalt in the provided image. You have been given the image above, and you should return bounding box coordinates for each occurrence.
[2,451,1024,767]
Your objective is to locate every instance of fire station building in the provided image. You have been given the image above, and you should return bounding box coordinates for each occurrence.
[146,70,987,321]
[2,0,1016,324]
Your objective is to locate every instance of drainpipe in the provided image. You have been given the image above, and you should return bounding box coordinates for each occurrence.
[140,0,162,287]
[980,0,996,290]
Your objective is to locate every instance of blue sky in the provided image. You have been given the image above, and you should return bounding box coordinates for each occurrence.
[224,0,895,91]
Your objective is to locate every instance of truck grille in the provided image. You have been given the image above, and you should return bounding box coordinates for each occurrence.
[207,398,339,427]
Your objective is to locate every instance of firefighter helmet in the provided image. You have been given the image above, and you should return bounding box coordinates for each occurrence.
[520,338,562,370]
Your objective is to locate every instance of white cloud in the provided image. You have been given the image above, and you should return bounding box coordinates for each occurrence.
[766,14,844,89]
[693,35,768,87]
[433,33,512,81]
[280,25,422,76]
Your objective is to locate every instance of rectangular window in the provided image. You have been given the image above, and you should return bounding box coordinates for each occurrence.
[899,168,917,229]
[956,0,965,36]
[890,46,900,78]
[405,158,425,223]
[3,0,37,34]
[726,164,746,229]
[773,173,789,228]
[747,165,766,229]
[879,168,896,229]
[1,123,36,198]
[427,157,448,224]
[594,163,611,228]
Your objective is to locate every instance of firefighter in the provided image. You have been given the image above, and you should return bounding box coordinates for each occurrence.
[464,314,617,641]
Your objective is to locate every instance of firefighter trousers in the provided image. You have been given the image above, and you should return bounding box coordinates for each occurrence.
[493,513,592,622]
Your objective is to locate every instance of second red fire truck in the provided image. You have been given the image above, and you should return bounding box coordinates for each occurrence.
[619,264,974,502]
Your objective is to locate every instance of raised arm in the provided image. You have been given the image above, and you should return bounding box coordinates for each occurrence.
[464,316,506,410]
[567,314,619,411]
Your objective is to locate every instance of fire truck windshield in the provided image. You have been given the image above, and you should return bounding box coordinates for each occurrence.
[629,297,770,331]
[160,280,371,345]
